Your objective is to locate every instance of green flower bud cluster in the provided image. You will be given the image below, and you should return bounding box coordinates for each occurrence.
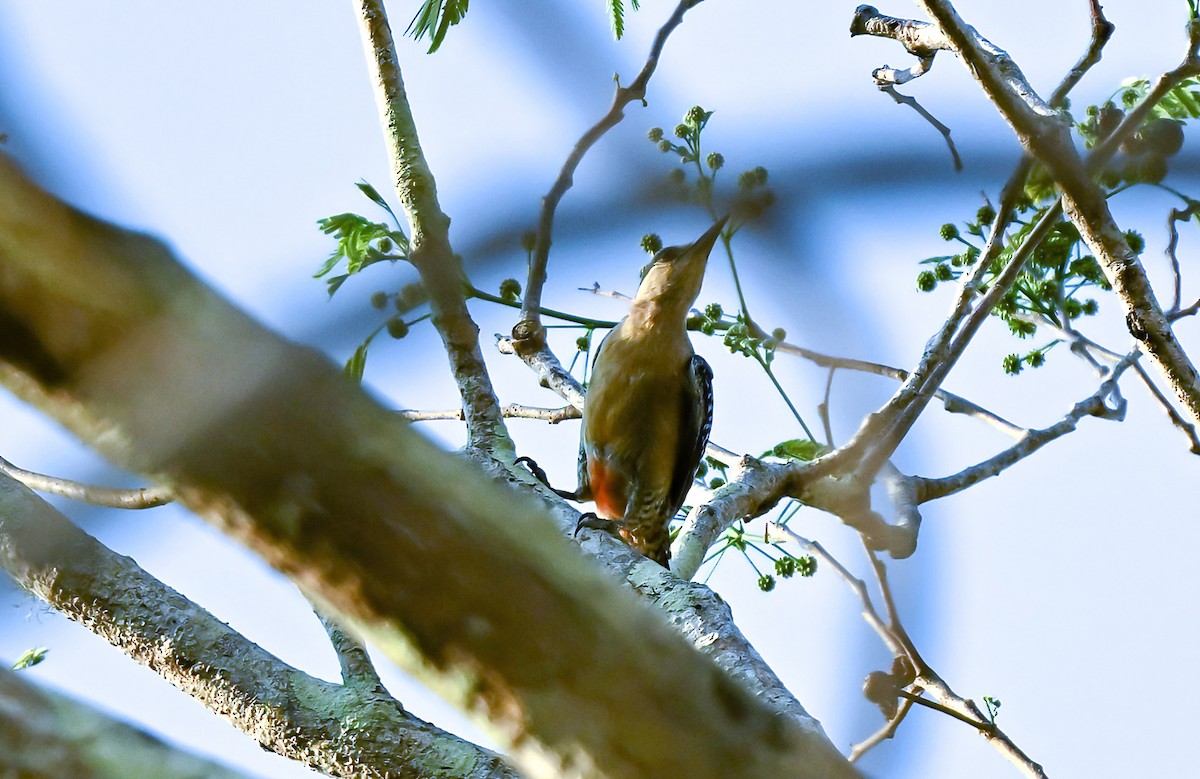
[723,315,780,364]
[641,233,663,254]
[499,278,522,302]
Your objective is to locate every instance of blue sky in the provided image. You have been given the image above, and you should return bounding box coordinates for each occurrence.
[1,2,1197,777]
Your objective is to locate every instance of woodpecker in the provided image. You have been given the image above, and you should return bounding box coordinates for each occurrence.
[558,218,725,566]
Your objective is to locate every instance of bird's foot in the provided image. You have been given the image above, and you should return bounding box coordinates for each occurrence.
[574,512,623,539]
[515,455,552,487]
[516,456,580,501]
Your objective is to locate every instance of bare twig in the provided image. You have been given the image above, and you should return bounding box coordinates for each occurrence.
[401,404,582,424]
[777,341,1026,439]
[819,367,837,446]
[848,695,915,763]
[879,85,962,171]
[580,282,632,302]
[919,349,1137,501]
[1166,202,1200,313]
[0,454,173,509]
[496,334,587,410]
[1132,361,1200,453]
[515,0,707,342]
[1046,0,1114,108]
[314,608,386,692]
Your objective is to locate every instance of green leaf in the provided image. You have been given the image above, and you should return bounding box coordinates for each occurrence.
[611,0,626,39]
[325,274,350,297]
[345,340,370,382]
[314,210,409,288]
[407,0,470,53]
[12,647,48,670]
[763,439,829,462]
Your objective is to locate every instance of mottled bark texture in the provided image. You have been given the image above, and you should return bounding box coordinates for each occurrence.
[0,155,856,777]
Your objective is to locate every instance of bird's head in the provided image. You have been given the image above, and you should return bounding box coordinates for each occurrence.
[633,216,728,318]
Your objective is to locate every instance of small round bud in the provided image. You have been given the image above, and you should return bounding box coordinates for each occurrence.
[685,105,707,127]
[1121,88,1139,108]
[1124,230,1145,254]
[668,168,686,185]
[674,123,690,139]
[706,152,724,171]
[709,477,725,489]
[387,319,409,339]
[370,291,389,309]
[1003,354,1023,375]
[774,556,796,578]
[964,246,981,263]
[796,555,817,577]
[576,336,589,352]
[1139,118,1185,157]
[771,327,787,341]
[520,230,537,252]
[1025,350,1045,368]
[396,282,426,312]
[917,270,937,292]
[976,204,997,224]
[499,278,522,302]
[939,223,960,241]
[647,127,664,142]
[377,237,393,254]
[1082,299,1098,315]
[1096,104,1125,140]
[1063,298,1084,319]
[757,574,776,592]
[641,233,663,254]
[705,302,724,320]
[935,263,953,281]
[1008,318,1036,338]
[752,166,768,185]
[657,139,672,153]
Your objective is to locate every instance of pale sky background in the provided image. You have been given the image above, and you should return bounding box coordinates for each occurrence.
[0,2,1197,777]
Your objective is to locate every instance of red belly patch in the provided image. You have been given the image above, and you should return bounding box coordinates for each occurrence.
[587,459,625,518]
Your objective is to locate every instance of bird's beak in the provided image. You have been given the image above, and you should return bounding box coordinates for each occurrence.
[687,215,729,260]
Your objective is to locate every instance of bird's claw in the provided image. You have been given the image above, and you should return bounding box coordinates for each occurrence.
[574,512,622,539]
[515,455,552,488]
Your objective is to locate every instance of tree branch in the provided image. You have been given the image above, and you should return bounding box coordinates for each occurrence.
[0,453,173,509]
[918,349,1137,501]
[515,0,706,342]
[0,156,855,778]
[0,473,514,779]
[0,665,251,779]
[912,0,1200,429]
[356,0,512,458]
[401,403,581,424]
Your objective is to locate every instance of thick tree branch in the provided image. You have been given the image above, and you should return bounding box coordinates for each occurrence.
[0,665,251,779]
[356,0,512,458]
[0,156,855,778]
[0,473,513,779]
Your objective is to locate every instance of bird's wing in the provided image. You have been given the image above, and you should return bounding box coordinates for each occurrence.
[667,353,713,518]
